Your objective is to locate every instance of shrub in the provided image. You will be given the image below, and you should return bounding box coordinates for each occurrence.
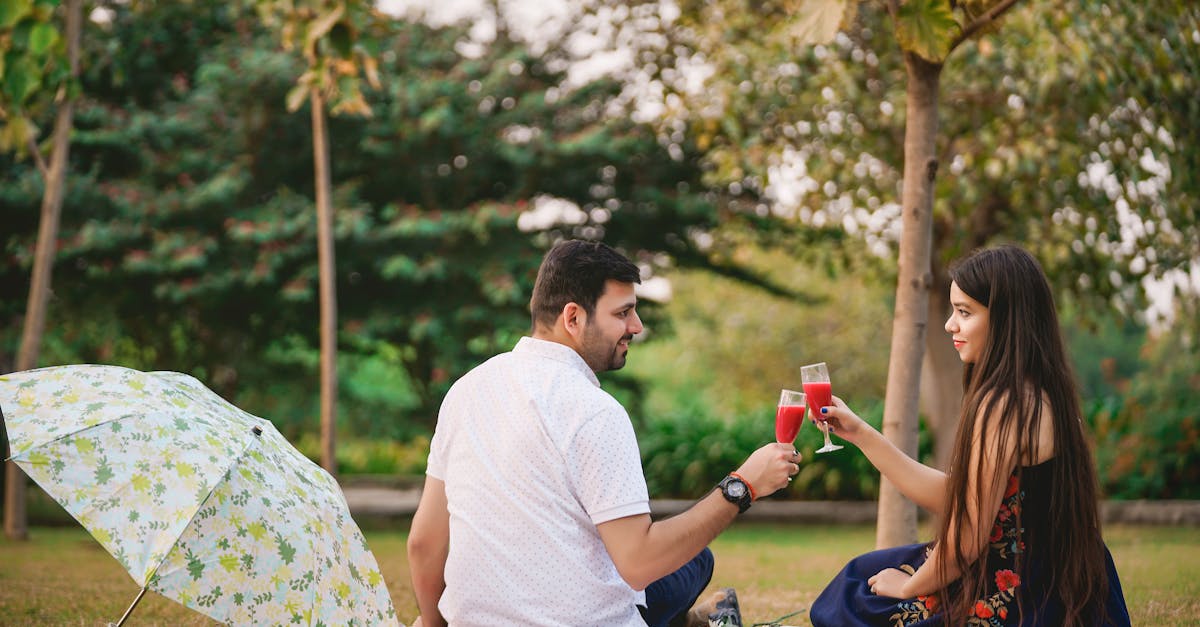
[295,433,431,476]
[1087,318,1200,499]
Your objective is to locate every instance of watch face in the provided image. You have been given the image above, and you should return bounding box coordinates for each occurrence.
[726,481,746,498]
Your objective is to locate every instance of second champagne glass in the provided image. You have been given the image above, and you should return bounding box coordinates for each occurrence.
[776,389,806,445]
[802,362,843,453]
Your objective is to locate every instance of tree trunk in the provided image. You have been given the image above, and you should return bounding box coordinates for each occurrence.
[4,0,82,542]
[876,53,942,550]
[920,272,962,471]
[311,88,338,478]
[921,191,1003,472]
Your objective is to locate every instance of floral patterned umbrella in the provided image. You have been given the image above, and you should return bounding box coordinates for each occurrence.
[0,365,399,626]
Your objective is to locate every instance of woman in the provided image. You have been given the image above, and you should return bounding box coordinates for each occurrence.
[810,245,1130,626]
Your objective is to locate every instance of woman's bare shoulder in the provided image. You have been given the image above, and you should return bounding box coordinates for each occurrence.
[1031,389,1056,464]
[971,386,1055,464]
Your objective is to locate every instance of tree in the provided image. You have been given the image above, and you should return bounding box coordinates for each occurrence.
[608,0,1198,545]
[829,0,1024,549]
[254,0,381,475]
[606,0,1023,546]
[0,5,748,444]
[1,0,83,541]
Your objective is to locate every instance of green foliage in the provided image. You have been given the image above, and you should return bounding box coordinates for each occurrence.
[255,0,381,116]
[626,244,892,420]
[639,402,766,499]
[228,341,424,441]
[614,0,1200,320]
[1084,305,1200,499]
[1061,298,1146,401]
[1,0,1194,505]
[294,434,429,475]
[0,0,71,154]
[895,0,959,62]
[1,2,746,440]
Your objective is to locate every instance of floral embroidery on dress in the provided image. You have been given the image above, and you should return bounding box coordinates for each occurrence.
[988,474,1025,561]
[890,591,939,626]
[890,470,1026,626]
[889,564,936,626]
[965,569,1022,625]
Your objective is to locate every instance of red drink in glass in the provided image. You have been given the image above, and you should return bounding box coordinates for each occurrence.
[801,362,842,453]
[802,381,832,415]
[775,403,806,444]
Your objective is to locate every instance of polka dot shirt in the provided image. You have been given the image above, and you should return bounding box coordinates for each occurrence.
[427,337,651,626]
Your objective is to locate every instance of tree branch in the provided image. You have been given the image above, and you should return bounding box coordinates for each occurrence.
[950,0,1022,52]
[0,72,51,181]
[26,135,50,181]
[884,0,900,22]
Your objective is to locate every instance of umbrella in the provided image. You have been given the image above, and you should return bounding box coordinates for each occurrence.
[0,364,400,626]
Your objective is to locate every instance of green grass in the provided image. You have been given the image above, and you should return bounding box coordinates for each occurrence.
[1,524,1197,626]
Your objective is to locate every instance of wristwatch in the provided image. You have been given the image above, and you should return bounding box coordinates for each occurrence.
[717,474,752,514]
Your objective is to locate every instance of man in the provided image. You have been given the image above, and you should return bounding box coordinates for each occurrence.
[407,240,800,626]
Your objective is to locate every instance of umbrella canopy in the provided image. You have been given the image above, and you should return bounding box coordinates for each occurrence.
[1,364,399,626]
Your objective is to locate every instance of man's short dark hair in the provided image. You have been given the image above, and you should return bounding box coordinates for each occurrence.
[529,240,641,331]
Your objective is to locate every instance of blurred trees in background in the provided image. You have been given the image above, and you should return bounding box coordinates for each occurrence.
[1,0,83,541]
[1,0,1197,505]
[1,1,749,440]
[594,0,1199,497]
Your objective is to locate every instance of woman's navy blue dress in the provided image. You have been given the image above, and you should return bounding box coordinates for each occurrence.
[811,460,1131,626]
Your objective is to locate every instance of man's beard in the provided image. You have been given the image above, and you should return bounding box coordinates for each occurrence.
[581,323,630,373]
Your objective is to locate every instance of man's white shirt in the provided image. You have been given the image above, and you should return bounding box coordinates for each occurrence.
[427,336,651,626]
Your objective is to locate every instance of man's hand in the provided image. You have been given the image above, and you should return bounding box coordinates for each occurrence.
[734,442,800,500]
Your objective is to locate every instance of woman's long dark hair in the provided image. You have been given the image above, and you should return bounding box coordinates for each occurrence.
[937,245,1107,625]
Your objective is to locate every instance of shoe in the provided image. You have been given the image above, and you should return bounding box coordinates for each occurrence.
[682,588,743,627]
[682,590,721,627]
[707,587,742,627]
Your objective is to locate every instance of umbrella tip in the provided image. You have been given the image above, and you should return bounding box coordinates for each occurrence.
[252,426,263,437]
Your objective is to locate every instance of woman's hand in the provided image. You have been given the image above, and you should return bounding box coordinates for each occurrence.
[816,396,874,445]
[867,568,913,599]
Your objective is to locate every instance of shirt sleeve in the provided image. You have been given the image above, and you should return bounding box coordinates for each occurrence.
[567,402,651,525]
[426,396,451,481]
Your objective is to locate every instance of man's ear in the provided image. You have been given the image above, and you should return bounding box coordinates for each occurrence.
[561,302,587,340]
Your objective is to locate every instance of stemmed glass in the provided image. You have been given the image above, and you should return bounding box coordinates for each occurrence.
[776,389,807,445]
[802,362,843,453]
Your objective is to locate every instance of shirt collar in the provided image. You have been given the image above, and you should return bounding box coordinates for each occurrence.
[514,336,601,388]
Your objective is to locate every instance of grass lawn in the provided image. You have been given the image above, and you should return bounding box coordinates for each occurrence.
[2,523,1197,625]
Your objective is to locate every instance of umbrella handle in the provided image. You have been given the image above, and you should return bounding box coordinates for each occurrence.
[112,586,147,627]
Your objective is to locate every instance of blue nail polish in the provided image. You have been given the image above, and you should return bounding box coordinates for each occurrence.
[821,407,828,414]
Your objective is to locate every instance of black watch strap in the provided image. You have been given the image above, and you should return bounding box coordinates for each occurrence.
[717,474,752,514]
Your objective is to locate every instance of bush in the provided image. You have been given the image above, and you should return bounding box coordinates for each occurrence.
[1087,317,1200,499]
[295,433,431,476]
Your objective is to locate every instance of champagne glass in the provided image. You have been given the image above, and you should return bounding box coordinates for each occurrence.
[776,389,807,445]
[802,362,843,453]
